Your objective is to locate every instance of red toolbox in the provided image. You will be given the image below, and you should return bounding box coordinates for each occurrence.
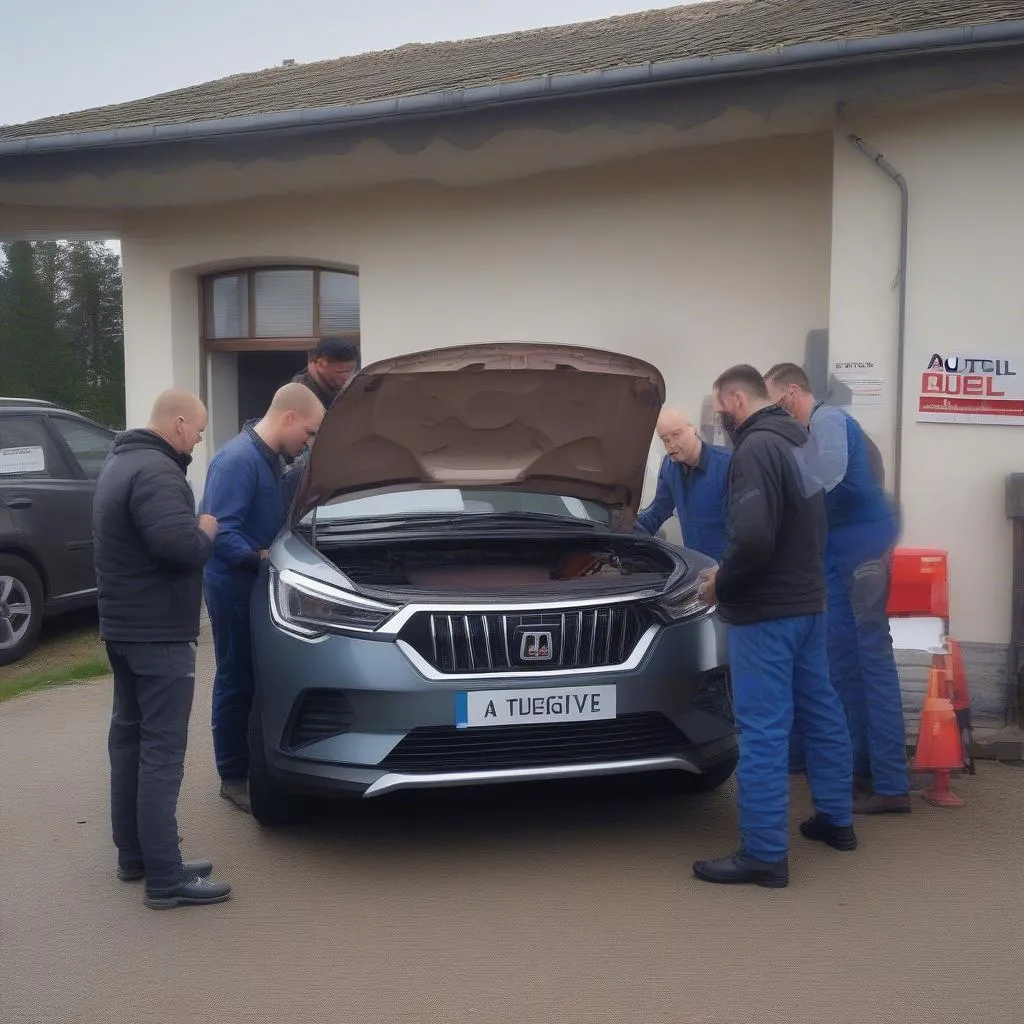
[887,548,949,619]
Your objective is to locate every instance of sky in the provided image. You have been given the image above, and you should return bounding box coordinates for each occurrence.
[3,0,693,127]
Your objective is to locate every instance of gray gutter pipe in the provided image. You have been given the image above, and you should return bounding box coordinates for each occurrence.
[848,135,909,511]
[2,20,1024,156]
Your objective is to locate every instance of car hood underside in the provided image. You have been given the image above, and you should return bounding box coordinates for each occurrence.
[290,342,666,527]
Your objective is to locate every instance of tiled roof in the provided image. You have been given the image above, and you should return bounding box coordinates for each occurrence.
[3,0,1023,141]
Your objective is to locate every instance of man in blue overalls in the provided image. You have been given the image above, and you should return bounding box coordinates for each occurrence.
[766,363,909,814]
[634,408,730,563]
[201,383,324,812]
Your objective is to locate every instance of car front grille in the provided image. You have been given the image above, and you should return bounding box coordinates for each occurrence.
[379,712,688,772]
[399,605,651,675]
[285,690,355,750]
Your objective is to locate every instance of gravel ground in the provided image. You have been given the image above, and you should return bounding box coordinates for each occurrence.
[1,634,1021,1024]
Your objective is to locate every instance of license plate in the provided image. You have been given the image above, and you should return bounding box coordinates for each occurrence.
[455,685,616,729]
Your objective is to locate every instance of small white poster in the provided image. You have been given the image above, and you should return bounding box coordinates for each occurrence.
[832,361,884,407]
[0,446,45,475]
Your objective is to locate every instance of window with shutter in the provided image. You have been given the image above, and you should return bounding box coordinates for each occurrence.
[201,266,359,353]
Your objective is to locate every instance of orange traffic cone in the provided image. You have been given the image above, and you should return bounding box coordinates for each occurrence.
[913,664,965,807]
[943,638,975,775]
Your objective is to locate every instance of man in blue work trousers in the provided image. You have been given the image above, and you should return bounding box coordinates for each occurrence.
[693,365,855,888]
[201,382,324,812]
[766,363,909,814]
[634,407,730,563]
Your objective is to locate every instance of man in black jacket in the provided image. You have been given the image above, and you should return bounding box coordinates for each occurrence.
[291,337,359,409]
[93,388,232,910]
[692,365,854,889]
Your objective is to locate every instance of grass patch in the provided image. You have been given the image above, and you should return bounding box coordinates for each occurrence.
[0,654,109,704]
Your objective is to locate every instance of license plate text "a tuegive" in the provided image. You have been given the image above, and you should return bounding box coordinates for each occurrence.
[455,685,616,729]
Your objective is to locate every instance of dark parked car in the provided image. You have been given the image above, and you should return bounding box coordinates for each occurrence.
[249,343,737,825]
[0,399,115,664]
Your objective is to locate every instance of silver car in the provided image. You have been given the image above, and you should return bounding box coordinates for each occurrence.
[249,343,736,825]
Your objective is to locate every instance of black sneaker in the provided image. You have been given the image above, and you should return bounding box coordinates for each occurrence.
[144,872,232,910]
[118,859,214,883]
[692,850,789,888]
[853,792,912,815]
[219,778,251,813]
[799,813,859,851]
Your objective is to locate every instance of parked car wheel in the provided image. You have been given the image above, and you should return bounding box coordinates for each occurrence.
[0,555,44,666]
[248,700,308,827]
[666,755,738,794]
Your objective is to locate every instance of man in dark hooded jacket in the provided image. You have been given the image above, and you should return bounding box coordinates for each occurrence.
[93,388,231,910]
[691,365,854,889]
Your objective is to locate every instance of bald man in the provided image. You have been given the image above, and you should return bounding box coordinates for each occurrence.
[201,383,325,810]
[93,388,232,909]
[635,408,731,563]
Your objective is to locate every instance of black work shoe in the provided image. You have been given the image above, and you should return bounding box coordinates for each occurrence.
[144,872,232,910]
[799,813,858,851]
[118,859,214,883]
[219,778,251,813]
[854,791,912,815]
[692,850,789,888]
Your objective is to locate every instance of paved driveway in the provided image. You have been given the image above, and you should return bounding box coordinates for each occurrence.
[1,637,1021,1024]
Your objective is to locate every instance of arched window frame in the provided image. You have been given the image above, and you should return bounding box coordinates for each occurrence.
[200,265,359,352]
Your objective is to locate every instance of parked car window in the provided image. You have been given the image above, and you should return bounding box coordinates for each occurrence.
[49,417,114,480]
[314,488,610,524]
[0,416,64,480]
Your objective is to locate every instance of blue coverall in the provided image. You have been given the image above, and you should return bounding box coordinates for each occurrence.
[634,443,731,563]
[201,424,293,782]
[790,405,908,797]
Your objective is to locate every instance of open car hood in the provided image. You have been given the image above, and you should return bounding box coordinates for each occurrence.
[291,342,666,529]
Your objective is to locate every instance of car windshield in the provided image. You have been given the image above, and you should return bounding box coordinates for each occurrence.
[310,489,610,526]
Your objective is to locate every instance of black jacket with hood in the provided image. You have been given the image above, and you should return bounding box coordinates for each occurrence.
[715,405,827,626]
[92,430,213,643]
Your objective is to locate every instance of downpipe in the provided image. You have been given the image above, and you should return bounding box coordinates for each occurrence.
[848,134,909,510]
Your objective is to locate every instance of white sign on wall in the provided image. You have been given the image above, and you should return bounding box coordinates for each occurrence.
[832,360,884,408]
[0,446,46,475]
[916,353,1023,425]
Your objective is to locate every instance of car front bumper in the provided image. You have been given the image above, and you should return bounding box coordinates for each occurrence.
[251,578,736,799]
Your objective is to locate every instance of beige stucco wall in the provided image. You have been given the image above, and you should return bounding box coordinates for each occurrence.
[120,130,833,485]
[117,99,1024,651]
[829,94,1024,646]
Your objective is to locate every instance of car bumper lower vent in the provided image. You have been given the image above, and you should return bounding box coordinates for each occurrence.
[286,690,355,750]
[692,667,734,725]
[379,712,688,772]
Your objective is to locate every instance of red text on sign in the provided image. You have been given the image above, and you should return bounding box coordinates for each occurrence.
[921,372,1006,398]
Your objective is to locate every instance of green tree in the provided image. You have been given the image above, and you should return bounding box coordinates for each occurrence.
[0,240,124,427]
[64,242,125,426]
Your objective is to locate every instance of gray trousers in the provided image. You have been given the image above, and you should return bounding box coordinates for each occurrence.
[106,641,196,891]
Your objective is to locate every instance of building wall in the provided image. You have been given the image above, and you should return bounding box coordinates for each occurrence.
[120,130,834,487]
[116,96,1024,701]
[829,94,1024,655]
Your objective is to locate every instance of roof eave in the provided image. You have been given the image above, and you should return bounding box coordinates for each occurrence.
[3,19,1024,158]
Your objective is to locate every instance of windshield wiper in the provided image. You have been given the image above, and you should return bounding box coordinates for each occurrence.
[309,511,602,533]
[445,512,601,529]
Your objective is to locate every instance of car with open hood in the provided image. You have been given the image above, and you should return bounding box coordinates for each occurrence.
[249,343,736,825]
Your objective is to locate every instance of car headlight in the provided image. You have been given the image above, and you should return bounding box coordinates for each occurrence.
[649,582,714,623]
[271,568,396,636]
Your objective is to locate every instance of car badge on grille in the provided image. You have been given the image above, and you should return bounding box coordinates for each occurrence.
[519,630,554,662]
